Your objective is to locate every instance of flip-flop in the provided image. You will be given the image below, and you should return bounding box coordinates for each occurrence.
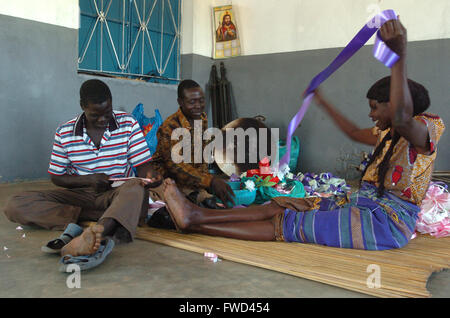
[41,223,84,254]
[58,238,115,272]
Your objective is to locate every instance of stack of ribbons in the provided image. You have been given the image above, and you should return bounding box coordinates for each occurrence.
[232,170,350,201]
[295,172,351,197]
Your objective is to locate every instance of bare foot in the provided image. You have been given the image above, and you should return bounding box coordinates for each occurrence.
[162,179,197,230]
[61,224,104,257]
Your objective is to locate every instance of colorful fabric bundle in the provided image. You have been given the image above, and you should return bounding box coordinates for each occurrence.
[416,182,450,238]
[280,182,419,250]
[257,179,305,204]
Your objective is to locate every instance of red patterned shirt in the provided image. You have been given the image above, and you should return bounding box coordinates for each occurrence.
[149,108,213,189]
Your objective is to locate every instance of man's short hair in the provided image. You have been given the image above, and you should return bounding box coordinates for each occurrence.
[80,79,112,107]
[177,79,200,99]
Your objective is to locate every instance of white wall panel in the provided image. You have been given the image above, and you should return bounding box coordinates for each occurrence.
[0,0,79,29]
[183,0,450,57]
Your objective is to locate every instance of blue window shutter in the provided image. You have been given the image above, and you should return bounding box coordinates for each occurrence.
[78,0,180,84]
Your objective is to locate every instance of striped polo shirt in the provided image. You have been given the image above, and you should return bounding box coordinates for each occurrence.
[48,111,152,177]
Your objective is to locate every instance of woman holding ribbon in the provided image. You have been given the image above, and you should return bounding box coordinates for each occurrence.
[158,18,445,250]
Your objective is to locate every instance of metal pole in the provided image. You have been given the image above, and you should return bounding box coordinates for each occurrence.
[141,0,145,75]
[128,0,133,73]
[160,0,164,75]
[122,0,125,71]
[100,0,104,71]
[177,0,181,80]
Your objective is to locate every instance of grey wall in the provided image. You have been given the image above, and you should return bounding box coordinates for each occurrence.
[182,39,450,179]
[1,13,448,183]
[0,14,178,183]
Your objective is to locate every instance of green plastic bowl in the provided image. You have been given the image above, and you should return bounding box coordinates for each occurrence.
[233,189,257,206]
[218,189,257,207]
[227,181,242,190]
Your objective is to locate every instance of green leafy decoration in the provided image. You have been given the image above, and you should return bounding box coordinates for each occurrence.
[254,176,277,188]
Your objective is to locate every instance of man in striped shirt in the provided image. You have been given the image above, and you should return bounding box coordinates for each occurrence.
[5,79,162,260]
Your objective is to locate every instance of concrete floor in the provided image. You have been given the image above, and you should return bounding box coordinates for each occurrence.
[0,180,448,298]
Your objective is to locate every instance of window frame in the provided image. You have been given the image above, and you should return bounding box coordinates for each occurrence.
[77,0,181,84]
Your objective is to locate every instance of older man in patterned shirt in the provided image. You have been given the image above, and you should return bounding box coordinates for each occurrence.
[148,80,234,209]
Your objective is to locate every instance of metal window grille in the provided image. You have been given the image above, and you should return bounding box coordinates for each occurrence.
[78,0,181,84]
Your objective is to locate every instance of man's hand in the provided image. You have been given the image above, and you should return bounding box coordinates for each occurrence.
[136,162,163,188]
[141,169,163,188]
[380,17,407,58]
[210,177,235,207]
[88,173,113,193]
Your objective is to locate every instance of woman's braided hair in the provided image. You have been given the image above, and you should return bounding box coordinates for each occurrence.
[360,76,430,196]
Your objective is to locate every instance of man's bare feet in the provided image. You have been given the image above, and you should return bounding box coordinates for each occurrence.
[162,178,198,230]
[60,224,104,257]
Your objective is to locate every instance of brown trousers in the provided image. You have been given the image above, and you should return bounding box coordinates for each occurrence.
[4,179,148,242]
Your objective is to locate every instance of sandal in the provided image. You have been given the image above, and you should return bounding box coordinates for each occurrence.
[41,223,83,254]
[58,238,115,272]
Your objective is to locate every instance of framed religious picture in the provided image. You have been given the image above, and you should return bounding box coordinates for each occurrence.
[213,5,241,59]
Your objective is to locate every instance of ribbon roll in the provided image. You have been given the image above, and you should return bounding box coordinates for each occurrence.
[279,9,399,169]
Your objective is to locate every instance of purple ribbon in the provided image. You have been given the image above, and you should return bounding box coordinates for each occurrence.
[279,9,399,168]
